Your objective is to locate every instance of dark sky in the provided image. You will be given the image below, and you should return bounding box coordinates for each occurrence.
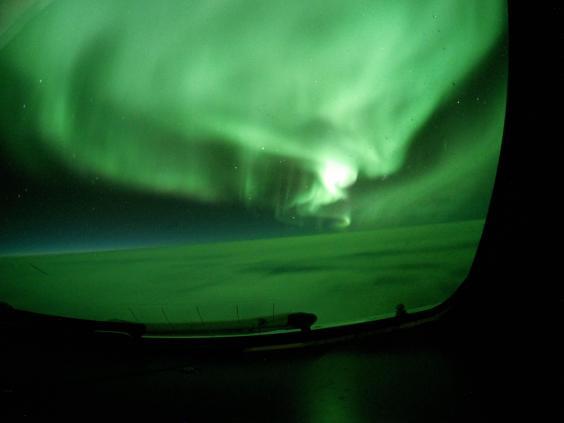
[0,159,315,254]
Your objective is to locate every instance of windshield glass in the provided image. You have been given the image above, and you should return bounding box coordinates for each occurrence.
[0,0,507,334]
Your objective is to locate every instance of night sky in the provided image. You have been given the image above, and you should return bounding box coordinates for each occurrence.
[0,0,507,254]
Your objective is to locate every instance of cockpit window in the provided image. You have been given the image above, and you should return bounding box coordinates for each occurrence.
[0,0,507,335]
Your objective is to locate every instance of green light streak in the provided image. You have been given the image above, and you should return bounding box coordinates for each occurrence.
[0,0,506,227]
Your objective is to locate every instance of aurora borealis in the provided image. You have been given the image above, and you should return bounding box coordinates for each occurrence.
[1,0,507,249]
[0,0,507,328]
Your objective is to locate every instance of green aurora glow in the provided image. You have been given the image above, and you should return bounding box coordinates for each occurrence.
[0,0,507,232]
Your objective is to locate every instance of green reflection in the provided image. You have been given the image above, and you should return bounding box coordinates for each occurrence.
[0,0,506,228]
[0,220,483,325]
